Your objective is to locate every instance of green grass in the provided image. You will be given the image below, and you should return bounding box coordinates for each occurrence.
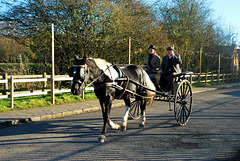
[0,91,97,113]
[0,81,232,113]
[192,81,227,88]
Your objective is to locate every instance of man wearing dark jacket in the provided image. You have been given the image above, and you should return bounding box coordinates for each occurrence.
[144,45,161,71]
[159,46,182,91]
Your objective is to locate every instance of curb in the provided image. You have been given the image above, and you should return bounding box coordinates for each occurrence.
[0,103,125,128]
[1,83,239,127]
[192,88,218,94]
[192,83,240,94]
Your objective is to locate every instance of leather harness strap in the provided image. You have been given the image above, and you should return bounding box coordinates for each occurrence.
[81,63,148,99]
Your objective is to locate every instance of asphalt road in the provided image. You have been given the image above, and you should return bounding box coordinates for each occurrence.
[0,86,239,161]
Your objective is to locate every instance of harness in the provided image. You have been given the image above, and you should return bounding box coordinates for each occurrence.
[72,62,154,99]
[98,64,131,99]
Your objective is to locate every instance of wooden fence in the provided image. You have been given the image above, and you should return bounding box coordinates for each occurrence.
[190,72,240,85]
[0,71,239,109]
[0,73,93,109]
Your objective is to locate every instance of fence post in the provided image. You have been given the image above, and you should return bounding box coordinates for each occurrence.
[190,74,192,86]
[217,70,220,83]
[128,37,131,64]
[10,77,14,109]
[81,90,84,99]
[205,73,207,86]
[198,74,201,85]
[3,73,8,95]
[42,72,47,91]
[51,77,55,104]
[222,73,225,83]
[211,73,214,83]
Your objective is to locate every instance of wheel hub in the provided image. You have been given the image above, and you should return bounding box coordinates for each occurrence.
[181,100,187,105]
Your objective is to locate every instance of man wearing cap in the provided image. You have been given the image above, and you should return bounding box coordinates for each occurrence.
[159,46,182,91]
[143,45,161,89]
[144,45,161,71]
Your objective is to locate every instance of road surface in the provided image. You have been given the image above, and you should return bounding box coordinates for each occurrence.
[0,86,239,160]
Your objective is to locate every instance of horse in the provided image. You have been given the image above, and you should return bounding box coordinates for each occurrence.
[69,55,156,143]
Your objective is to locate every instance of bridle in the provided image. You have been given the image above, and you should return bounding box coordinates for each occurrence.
[72,63,117,91]
[71,61,147,99]
[72,64,89,85]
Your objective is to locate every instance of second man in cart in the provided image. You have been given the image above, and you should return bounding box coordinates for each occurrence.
[159,46,182,92]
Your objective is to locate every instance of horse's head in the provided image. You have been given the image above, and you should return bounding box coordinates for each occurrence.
[69,55,90,95]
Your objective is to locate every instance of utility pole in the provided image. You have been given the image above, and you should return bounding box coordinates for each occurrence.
[129,37,131,64]
[199,46,203,74]
[218,53,221,74]
[51,23,55,104]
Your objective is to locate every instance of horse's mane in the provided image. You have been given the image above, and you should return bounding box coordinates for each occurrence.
[89,58,109,71]
[89,58,119,80]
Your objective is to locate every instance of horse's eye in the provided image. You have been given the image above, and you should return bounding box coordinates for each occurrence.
[73,68,77,76]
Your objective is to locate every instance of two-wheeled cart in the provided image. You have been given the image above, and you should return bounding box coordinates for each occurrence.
[128,71,193,126]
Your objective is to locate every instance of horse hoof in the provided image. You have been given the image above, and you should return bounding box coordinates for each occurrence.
[120,126,127,132]
[112,124,121,130]
[115,124,120,130]
[98,135,106,143]
[139,123,145,128]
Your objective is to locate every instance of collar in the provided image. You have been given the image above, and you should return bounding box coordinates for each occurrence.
[168,55,175,59]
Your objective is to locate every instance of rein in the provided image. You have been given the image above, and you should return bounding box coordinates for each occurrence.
[76,63,151,99]
[80,64,116,91]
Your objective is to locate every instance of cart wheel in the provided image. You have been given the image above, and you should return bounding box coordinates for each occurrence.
[129,99,141,119]
[174,79,192,126]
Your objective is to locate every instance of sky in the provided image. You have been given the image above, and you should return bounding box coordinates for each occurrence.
[145,0,240,45]
[1,0,240,44]
[210,0,240,44]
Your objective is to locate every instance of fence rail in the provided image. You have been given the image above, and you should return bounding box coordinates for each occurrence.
[0,73,95,108]
[0,71,239,109]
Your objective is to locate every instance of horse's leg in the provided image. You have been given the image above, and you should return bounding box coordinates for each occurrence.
[121,98,131,131]
[98,95,119,143]
[98,100,107,143]
[139,99,147,128]
[106,96,120,130]
[108,119,120,130]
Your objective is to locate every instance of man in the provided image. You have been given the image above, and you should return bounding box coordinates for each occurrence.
[144,45,161,71]
[159,46,182,92]
[144,45,161,88]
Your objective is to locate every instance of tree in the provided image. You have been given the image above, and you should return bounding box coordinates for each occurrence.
[157,0,214,71]
[0,0,169,74]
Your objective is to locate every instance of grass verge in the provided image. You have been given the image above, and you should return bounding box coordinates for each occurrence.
[192,82,227,88]
[0,81,233,113]
[0,91,97,113]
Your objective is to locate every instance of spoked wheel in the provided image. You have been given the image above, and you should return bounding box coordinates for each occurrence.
[174,79,192,126]
[129,98,141,119]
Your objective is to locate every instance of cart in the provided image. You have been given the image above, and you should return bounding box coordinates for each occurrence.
[129,71,193,126]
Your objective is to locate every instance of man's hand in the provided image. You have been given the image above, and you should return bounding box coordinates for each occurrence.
[158,70,163,74]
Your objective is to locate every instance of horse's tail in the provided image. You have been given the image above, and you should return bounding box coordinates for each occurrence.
[142,69,156,106]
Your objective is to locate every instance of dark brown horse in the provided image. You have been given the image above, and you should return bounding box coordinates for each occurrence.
[69,56,155,143]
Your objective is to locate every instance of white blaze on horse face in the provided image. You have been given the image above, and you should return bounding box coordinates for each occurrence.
[79,67,85,78]
[94,59,119,80]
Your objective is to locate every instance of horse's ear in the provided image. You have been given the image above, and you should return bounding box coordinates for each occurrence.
[83,55,87,63]
[74,55,79,60]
